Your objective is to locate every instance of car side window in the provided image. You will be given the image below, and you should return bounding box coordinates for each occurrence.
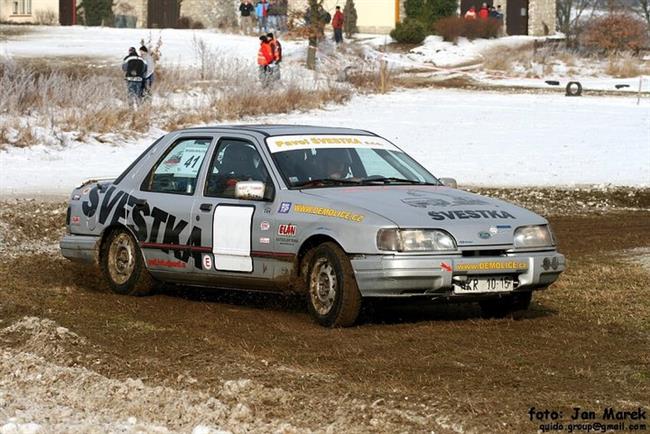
[141,137,212,195]
[204,139,273,200]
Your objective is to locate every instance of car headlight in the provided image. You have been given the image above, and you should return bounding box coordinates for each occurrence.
[513,225,554,248]
[377,229,457,252]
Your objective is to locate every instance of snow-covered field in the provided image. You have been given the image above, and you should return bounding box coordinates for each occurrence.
[1,88,648,195]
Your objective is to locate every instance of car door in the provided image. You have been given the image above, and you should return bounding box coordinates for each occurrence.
[130,135,214,276]
[189,136,279,285]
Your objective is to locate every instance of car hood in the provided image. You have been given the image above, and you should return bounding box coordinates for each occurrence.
[301,185,547,246]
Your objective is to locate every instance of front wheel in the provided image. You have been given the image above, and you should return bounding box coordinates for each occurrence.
[306,242,362,327]
[100,228,154,296]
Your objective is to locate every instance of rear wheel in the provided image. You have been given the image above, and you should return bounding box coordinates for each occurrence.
[306,242,361,327]
[100,228,154,296]
[479,291,532,319]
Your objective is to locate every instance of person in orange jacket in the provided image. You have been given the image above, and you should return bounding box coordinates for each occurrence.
[478,2,490,19]
[267,32,282,81]
[257,35,274,87]
[332,6,344,44]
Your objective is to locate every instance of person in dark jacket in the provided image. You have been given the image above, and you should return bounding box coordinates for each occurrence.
[267,32,282,81]
[121,47,147,105]
[332,6,344,44]
[239,0,254,35]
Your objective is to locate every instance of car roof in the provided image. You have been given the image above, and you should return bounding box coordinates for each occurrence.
[179,124,377,137]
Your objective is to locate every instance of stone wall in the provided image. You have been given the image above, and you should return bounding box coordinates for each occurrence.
[180,0,239,28]
[113,0,147,28]
[528,0,555,35]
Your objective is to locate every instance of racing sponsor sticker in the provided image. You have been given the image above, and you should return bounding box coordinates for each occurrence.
[428,210,516,221]
[147,258,187,269]
[293,204,364,222]
[70,216,81,225]
[202,254,213,270]
[266,135,399,153]
[440,262,452,272]
[278,224,297,236]
[260,221,270,231]
[455,261,528,271]
[259,237,270,244]
[278,202,292,213]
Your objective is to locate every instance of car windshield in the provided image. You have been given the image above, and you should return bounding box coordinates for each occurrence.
[267,135,439,188]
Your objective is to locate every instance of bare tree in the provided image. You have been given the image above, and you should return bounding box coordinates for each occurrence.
[556,0,597,43]
[635,0,650,30]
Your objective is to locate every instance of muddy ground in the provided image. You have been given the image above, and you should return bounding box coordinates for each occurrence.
[0,188,649,433]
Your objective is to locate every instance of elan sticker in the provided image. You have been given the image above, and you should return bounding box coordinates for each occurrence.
[278,224,297,236]
[202,254,213,270]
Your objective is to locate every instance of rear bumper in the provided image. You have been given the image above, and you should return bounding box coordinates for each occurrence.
[60,234,100,264]
[350,251,565,298]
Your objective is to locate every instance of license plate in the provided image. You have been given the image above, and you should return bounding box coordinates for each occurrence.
[453,276,514,294]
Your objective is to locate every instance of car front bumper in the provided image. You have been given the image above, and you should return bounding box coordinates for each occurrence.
[60,234,100,264]
[350,251,565,298]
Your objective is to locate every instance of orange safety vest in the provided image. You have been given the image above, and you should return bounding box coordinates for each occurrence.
[257,43,273,66]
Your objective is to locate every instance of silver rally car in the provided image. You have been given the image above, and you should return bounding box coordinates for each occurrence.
[60,125,565,327]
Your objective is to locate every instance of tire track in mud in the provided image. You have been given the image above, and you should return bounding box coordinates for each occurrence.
[1,197,650,433]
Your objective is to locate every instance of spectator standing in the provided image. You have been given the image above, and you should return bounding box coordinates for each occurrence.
[464,6,477,19]
[267,0,279,32]
[332,6,344,44]
[277,0,288,31]
[122,47,147,106]
[256,0,269,34]
[239,0,254,35]
[267,32,282,81]
[257,35,274,87]
[478,2,490,19]
[139,46,154,98]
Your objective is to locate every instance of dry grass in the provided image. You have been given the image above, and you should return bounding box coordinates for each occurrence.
[0,53,352,149]
[605,53,647,78]
[163,85,351,131]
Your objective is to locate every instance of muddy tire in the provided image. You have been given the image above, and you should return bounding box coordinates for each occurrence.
[479,291,532,319]
[306,242,362,327]
[100,228,154,296]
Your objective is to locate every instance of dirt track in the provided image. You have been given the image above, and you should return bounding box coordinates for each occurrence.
[1,190,649,433]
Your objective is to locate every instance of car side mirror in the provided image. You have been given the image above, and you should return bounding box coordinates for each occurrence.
[235,181,266,200]
[439,177,458,189]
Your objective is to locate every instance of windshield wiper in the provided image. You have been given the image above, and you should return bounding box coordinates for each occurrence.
[294,178,361,188]
[359,176,438,185]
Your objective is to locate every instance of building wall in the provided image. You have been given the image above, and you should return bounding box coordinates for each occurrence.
[180,0,238,28]
[291,0,398,34]
[0,0,59,23]
[113,0,147,28]
[528,0,555,35]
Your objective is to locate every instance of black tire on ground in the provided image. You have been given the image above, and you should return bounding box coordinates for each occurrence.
[100,228,154,296]
[306,242,362,327]
[565,81,582,97]
[479,291,532,319]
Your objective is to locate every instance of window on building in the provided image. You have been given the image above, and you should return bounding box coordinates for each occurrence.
[12,0,32,15]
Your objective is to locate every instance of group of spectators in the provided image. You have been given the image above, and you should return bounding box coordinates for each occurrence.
[121,46,155,105]
[464,2,504,22]
[239,0,289,35]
